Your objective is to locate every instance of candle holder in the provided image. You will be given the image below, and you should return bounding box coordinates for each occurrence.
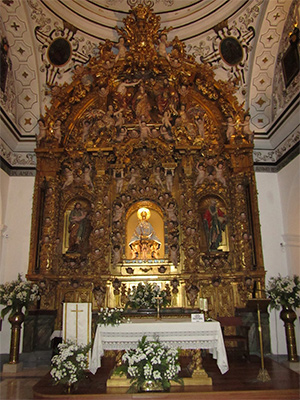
[155,295,162,320]
[204,310,210,321]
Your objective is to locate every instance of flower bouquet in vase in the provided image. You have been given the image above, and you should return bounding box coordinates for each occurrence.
[266,274,300,362]
[96,307,125,326]
[115,335,183,393]
[0,274,40,366]
[50,341,91,393]
[126,282,170,311]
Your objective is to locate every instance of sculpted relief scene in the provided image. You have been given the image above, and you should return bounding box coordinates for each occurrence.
[27,5,265,327]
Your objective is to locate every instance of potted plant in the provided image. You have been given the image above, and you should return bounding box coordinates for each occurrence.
[115,335,183,392]
[266,274,300,362]
[50,341,91,393]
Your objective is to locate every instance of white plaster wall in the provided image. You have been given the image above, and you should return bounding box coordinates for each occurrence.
[277,156,300,277]
[0,172,35,354]
[277,155,300,355]
[0,170,10,283]
[256,156,300,356]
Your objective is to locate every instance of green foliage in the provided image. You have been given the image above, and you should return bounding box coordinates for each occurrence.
[0,274,40,318]
[96,307,125,326]
[115,335,183,393]
[126,283,170,310]
[266,275,300,310]
[50,341,91,386]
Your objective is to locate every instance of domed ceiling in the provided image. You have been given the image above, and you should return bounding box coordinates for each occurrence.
[0,0,299,174]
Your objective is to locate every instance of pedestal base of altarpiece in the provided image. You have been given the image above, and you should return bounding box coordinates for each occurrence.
[106,369,212,388]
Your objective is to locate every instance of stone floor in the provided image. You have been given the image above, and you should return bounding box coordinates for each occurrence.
[0,354,299,400]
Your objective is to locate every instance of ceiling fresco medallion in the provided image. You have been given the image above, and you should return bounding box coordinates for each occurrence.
[35,20,92,87]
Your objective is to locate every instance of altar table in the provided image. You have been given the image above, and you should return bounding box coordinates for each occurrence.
[89,319,228,375]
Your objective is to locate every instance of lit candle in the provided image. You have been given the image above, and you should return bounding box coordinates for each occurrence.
[199,298,204,311]
[203,298,208,312]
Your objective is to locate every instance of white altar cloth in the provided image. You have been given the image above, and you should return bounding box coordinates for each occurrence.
[90,319,228,375]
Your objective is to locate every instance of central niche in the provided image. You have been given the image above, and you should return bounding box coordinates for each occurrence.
[126,201,165,260]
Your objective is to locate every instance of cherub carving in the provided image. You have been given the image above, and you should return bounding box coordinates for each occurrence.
[240,114,254,143]
[37,119,48,144]
[53,120,62,144]
[194,162,206,186]
[114,37,127,62]
[62,166,74,190]
[223,116,236,142]
[158,33,172,62]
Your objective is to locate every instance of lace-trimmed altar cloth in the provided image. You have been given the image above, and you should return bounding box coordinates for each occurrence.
[89,319,228,375]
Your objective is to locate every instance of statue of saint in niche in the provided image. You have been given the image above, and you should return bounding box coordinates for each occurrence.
[129,207,161,260]
[67,202,91,254]
[203,199,227,251]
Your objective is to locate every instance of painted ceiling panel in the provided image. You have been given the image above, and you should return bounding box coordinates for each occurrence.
[0,0,299,173]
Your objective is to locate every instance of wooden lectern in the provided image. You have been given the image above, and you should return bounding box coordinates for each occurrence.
[246,298,271,382]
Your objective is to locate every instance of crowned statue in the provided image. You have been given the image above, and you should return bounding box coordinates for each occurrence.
[129,208,161,260]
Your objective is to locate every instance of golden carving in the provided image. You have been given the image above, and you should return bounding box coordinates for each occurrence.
[27,5,266,327]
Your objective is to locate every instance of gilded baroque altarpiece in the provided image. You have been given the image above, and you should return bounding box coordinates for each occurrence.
[27,5,265,328]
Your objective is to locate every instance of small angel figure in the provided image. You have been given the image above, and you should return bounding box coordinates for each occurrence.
[161,110,172,129]
[83,164,94,189]
[170,244,178,267]
[37,119,47,144]
[116,127,127,142]
[240,114,254,143]
[82,120,91,142]
[160,125,173,142]
[158,33,172,62]
[194,162,206,186]
[99,85,110,109]
[165,169,174,192]
[117,78,141,96]
[194,116,204,138]
[114,109,125,129]
[139,120,151,142]
[215,163,226,186]
[153,166,164,188]
[112,245,122,266]
[175,104,189,126]
[165,202,177,222]
[223,116,236,142]
[62,166,74,190]
[113,169,124,194]
[53,119,62,144]
[112,202,124,223]
[128,167,139,186]
[114,37,127,62]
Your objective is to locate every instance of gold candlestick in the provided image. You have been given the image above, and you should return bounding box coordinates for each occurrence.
[247,299,271,382]
[155,295,162,320]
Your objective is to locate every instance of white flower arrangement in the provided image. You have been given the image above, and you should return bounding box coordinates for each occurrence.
[0,274,40,318]
[126,282,170,310]
[115,335,183,392]
[50,341,91,386]
[97,307,124,326]
[266,274,300,310]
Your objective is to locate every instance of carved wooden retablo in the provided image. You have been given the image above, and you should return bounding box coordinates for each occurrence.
[27,5,266,329]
